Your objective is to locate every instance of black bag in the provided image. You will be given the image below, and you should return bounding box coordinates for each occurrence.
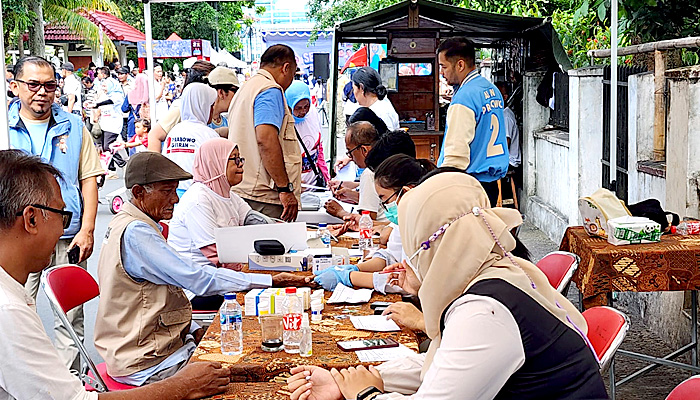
[628,199,679,232]
[253,239,286,255]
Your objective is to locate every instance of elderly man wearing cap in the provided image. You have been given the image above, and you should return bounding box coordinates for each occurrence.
[61,61,82,115]
[95,152,306,386]
[207,66,240,131]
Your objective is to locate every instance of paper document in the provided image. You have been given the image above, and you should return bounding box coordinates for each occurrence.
[350,315,401,332]
[356,344,416,362]
[327,283,373,304]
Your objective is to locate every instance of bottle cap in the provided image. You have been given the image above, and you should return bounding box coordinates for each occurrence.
[318,223,327,228]
[285,287,297,294]
[362,210,370,215]
[301,313,310,327]
[224,292,235,300]
[671,226,677,234]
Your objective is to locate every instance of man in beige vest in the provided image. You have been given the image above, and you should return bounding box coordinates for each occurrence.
[0,149,230,400]
[95,152,303,386]
[227,44,302,221]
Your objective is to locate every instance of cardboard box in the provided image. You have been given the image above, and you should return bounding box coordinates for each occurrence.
[607,216,661,246]
[307,247,350,273]
[248,251,309,272]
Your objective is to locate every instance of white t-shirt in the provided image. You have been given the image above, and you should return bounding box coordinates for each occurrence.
[63,74,82,111]
[162,121,219,191]
[97,79,124,133]
[357,169,386,221]
[0,266,97,400]
[370,98,400,131]
[168,182,252,268]
[504,107,521,168]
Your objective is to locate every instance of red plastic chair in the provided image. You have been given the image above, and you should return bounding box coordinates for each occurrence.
[536,251,580,294]
[42,265,137,392]
[666,375,700,400]
[159,221,169,239]
[583,306,630,399]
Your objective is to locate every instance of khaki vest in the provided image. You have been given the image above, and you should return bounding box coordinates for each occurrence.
[94,201,192,377]
[227,69,302,205]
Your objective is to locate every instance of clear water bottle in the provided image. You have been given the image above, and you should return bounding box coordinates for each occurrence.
[220,292,243,355]
[359,210,373,253]
[282,287,303,354]
[672,221,700,235]
[299,313,313,357]
[318,223,331,247]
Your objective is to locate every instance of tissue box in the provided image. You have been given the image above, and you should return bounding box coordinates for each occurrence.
[248,251,308,272]
[607,216,662,246]
[307,247,350,273]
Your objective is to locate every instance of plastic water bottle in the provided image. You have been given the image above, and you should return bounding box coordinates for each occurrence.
[318,223,331,247]
[220,292,243,355]
[282,287,303,354]
[672,221,700,235]
[359,210,373,253]
[299,313,313,357]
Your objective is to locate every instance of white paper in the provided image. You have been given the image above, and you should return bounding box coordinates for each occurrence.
[350,315,401,332]
[327,283,373,304]
[356,344,416,362]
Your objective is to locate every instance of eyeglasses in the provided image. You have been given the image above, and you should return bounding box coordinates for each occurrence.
[16,204,73,229]
[346,143,370,159]
[380,188,403,211]
[228,156,245,166]
[15,79,58,93]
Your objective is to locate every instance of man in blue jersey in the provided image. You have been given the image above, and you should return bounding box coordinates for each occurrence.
[437,37,509,205]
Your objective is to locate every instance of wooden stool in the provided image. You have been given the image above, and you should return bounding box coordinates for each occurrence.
[496,173,519,210]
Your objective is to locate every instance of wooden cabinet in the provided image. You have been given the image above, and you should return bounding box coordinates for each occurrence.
[411,133,441,164]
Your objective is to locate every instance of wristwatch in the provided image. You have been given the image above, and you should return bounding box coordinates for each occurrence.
[275,183,294,193]
[356,386,383,400]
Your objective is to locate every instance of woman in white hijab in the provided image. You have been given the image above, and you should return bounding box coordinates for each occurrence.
[287,172,607,400]
[162,82,219,197]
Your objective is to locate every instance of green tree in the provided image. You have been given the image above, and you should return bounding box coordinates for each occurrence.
[2,0,34,54]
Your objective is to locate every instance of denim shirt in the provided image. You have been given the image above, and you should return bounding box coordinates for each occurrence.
[8,101,85,238]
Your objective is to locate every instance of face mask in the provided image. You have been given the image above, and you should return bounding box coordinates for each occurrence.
[385,201,398,225]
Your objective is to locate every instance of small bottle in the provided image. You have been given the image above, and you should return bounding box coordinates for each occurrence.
[672,221,700,235]
[282,287,303,354]
[358,210,373,253]
[220,292,243,355]
[311,299,323,322]
[299,313,313,357]
[318,223,331,247]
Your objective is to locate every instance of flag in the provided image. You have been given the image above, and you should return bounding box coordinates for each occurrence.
[340,46,368,73]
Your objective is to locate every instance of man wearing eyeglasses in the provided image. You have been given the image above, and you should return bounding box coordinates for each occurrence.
[7,56,103,372]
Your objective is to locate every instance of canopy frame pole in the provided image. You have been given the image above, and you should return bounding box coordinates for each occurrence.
[0,10,11,150]
[610,0,618,188]
[329,28,340,171]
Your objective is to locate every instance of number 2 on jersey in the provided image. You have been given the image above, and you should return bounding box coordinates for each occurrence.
[486,114,505,157]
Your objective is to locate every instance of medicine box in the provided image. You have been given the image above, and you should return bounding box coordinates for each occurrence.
[248,251,308,272]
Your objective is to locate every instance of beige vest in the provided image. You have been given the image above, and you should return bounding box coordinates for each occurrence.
[227,69,302,205]
[94,201,192,377]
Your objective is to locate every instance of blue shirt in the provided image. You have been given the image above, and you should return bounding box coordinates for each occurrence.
[121,221,272,296]
[253,88,285,130]
[208,114,229,130]
[21,117,49,154]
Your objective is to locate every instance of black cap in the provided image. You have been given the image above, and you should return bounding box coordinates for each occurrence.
[125,152,193,189]
[117,66,130,74]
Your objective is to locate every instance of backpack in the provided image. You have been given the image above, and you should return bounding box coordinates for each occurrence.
[627,199,679,233]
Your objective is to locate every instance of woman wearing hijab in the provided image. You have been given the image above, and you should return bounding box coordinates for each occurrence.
[121,74,149,154]
[287,172,607,400]
[285,80,330,190]
[169,138,295,309]
[162,82,219,197]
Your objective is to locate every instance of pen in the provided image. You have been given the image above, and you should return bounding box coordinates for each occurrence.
[350,207,355,214]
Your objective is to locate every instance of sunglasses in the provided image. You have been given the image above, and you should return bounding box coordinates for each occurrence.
[16,204,73,229]
[15,79,58,93]
[228,156,245,166]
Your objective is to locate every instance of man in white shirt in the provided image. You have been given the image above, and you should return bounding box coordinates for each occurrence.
[496,81,522,191]
[0,149,232,400]
[61,62,82,115]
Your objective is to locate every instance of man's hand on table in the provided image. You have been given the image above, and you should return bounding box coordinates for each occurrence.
[330,366,384,400]
[287,366,343,400]
[324,199,349,219]
[177,362,232,400]
[333,186,359,204]
[273,272,317,288]
[280,192,299,222]
[382,302,425,333]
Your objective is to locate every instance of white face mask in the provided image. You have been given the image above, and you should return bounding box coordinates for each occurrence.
[402,249,422,283]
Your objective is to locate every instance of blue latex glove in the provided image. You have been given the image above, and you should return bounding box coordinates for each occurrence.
[313,265,359,291]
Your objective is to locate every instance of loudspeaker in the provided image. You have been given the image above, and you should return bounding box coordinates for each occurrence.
[313,53,330,80]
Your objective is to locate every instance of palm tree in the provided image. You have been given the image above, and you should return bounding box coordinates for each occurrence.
[27,0,121,58]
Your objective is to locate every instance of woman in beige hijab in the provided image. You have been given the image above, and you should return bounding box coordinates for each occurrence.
[287,171,607,400]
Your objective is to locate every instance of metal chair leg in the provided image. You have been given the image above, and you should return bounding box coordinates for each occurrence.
[609,357,616,400]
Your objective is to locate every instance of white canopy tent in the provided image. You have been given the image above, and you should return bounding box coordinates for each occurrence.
[211,49,247,69]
